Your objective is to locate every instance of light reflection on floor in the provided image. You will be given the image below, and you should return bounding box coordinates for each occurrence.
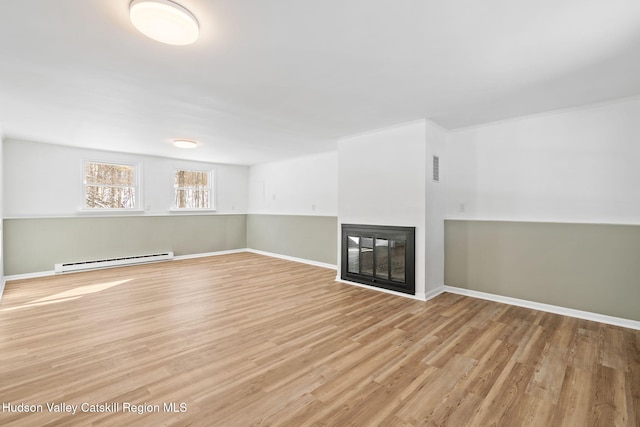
[0,279,132,312]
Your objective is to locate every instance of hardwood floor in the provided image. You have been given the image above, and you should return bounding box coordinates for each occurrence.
[0,252,638,426]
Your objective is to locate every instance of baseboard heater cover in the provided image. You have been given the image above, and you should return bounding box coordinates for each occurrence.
[54,252,174,273]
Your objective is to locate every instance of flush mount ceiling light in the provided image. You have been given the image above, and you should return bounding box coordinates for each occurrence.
[129,0,199,46]
[173,139,198,148]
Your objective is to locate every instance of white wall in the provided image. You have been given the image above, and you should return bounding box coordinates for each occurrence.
[0,133,4,292]
[3,140,249,218]
[338,120,429,298]
[248,151,338,216]
[446,96,640,224]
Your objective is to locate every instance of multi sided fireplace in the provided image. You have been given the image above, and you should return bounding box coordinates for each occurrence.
[341,224,415,295]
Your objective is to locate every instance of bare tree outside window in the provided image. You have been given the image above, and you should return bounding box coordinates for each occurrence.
[174,170,212,209]
[84,162,137,209]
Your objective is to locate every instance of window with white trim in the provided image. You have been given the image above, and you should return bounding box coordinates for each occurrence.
[174,169,213,209]
[84,161,138,209]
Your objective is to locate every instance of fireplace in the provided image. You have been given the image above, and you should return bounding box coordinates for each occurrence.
[341,224,415,295]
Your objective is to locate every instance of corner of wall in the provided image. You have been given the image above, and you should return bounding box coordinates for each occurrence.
[424,118,449,295]
[0,132,4,293]
[422,285,445,302]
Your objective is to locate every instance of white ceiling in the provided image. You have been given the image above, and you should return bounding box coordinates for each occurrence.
[1,0,640,165]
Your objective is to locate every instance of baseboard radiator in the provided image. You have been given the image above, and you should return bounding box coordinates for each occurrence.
[54,252,174,273]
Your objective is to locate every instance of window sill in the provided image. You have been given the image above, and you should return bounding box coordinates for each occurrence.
[77,209,145,215]
[169,208,218,213]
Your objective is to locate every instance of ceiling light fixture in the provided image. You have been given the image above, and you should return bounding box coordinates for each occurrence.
[173,139,198,148]
[129,0,199,46]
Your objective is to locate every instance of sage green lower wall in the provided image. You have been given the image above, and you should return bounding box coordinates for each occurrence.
[3,215,247,276]
[445,220,640,321]
[3,214,336,276]
[247,214,337,266]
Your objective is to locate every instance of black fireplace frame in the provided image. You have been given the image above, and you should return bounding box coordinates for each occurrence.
[341,224,416,295]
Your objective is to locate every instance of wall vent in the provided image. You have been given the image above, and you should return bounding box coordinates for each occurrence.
[54,252,174,273]
[433,155,440,182]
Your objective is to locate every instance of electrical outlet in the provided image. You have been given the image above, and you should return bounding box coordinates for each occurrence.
[459,203,465,213]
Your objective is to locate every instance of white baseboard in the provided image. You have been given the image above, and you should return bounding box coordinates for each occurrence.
[334,277,434,302]
[2,249,250,284]
[443,285,640,331]
[4,270,56,282]
[424,286,445,301]
[246,249,337,270]
[0,278,5,301]
[173,249,248,261]
[1,248,335,285]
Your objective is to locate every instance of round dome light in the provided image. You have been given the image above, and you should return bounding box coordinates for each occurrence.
[173,139,198,148]
[130,0,199,46]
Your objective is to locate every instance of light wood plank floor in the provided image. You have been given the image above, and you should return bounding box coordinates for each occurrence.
[0,253,638,426]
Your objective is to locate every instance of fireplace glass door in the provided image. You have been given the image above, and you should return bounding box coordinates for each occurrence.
[342,224,415,295]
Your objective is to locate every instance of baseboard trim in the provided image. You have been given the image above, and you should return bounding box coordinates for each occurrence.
[334,277,435,302]
[4,270,57,282]
[424,286,445,301]
[173,249,248,261]
[2,249,335,285]
[2,249,250,284]
[246,249,337,270]
[0,278,5,301]
[443,285,640,331]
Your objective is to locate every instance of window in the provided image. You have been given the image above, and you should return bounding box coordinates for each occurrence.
[84,161,138,209]
[174,169,213,209]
